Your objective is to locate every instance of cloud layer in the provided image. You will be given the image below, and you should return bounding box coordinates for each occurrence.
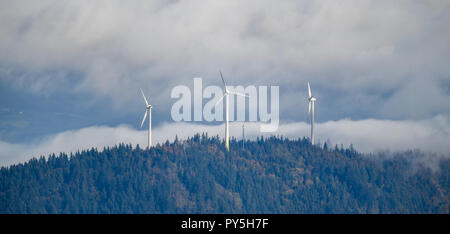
[1,1,449,160]
[1,0,449,120]
[1,116,449,167]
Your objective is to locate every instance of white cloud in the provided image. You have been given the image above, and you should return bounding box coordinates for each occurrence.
[0,0,449,119]
[1,116,449,167]
[0,125,145,166]
[0,1,449,162]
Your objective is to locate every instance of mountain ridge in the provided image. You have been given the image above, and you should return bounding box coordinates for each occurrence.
[1,134,448,213]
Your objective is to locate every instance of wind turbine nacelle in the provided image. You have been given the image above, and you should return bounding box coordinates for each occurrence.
[309,97,316,102]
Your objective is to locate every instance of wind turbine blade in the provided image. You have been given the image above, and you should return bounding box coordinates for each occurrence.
[140,110,148,128]
[219,70,227,87]
[308,101,311,114]
[215,94,226,107]
[140,88,149,106]
[307,82,312,98]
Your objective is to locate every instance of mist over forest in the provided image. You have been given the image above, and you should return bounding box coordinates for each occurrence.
[1,135,448,214]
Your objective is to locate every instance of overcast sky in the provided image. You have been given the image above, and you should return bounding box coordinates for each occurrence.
[1,0,450,166]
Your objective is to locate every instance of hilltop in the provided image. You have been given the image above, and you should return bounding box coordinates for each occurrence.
[1,134,448,213]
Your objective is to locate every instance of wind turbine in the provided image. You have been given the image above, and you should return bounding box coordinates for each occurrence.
[140,88,152,149]
[307,82,317,145]
[215,71,248,151]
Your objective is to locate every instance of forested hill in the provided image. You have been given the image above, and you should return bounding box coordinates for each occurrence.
[1,134,449,214]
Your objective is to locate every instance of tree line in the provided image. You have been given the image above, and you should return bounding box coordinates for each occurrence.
[0,134,448,213]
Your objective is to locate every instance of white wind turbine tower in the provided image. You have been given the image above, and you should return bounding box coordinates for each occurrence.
[307,82,317,145]
[242,124,245,149]
[215,71,249,151]
[140,88,152,149]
